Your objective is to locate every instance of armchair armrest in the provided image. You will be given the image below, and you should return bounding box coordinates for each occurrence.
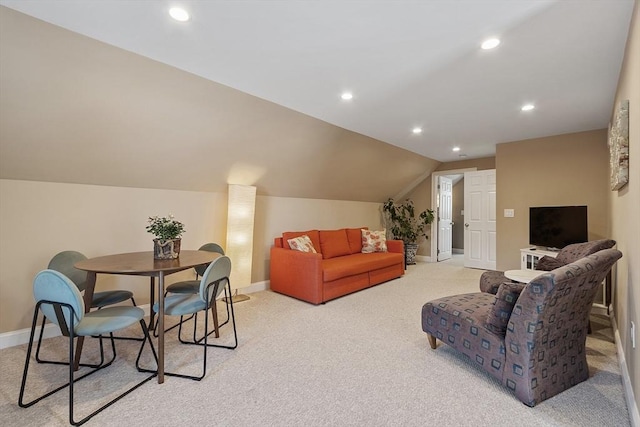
[269,247,324,304]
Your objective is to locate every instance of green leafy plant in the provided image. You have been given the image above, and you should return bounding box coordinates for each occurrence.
[382,198,435,244]
[146,214,185,241]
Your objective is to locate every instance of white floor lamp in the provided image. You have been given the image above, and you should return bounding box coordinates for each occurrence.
[225,184,256,303]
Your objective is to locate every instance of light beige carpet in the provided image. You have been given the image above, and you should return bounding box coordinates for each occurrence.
[0,258,631,426]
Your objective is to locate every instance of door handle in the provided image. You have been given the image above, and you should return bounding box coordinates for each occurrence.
[465,223,469,228]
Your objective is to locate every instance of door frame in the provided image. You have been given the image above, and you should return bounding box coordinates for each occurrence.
[430,168,476,262]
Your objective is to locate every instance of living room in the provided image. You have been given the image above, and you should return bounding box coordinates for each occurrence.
[0,1,638,425]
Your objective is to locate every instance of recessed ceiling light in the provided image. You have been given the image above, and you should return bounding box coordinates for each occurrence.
[521,104,535,111]
[459,154,468,158]
[341,92,353,101]
[452,147,461,152]
[169,7,190,22]
[412,127,423,135]
[481,38,500,50]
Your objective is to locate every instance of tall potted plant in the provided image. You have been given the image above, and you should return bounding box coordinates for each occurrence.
[382,198,435,265]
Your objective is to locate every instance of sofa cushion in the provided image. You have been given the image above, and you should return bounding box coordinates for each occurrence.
[319,229,351,259]
[322,252,403,282]
[535,255,563,271]
[485,282,525,336]
[361,229,387,253]
[283,230,320,254]
[287,235,317,253]
[346,227,367,254]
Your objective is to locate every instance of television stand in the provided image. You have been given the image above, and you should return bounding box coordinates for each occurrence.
[520,247,558,270]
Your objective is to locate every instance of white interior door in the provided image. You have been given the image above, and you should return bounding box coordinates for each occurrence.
[464,170,496,270]
[437,176,453,261]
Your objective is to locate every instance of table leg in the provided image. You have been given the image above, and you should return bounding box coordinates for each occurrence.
[149,277,155,330]
[74,271,96,371]
[158,272,165,384]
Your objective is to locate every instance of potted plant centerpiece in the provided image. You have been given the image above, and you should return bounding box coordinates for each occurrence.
[382,198,435,265]
[146,214,186,260]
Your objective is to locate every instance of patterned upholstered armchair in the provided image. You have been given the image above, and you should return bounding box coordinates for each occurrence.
[422,248,622,406]
[479,239,616,294]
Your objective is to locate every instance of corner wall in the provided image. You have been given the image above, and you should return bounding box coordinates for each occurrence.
[495,129,610,271]
[609,0,639,421]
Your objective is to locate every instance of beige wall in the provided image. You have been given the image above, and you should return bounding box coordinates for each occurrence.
[435,157,496,172]
[0,179,384,334]
[609,0,639,418]
[495,129,610,270]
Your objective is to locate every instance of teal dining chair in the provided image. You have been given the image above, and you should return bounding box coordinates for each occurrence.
[152,255,237,381]
[36,251,141,366]
[153,243,227,338]
[19,269,158,426]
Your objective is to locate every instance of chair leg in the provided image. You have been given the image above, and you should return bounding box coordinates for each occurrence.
[21,303,157,425]
[135,319,158,372]
[196,284,238,350]
[20,304,116,411]
[427,334,437,349]
[35,312,105,368]
[163,281,237,381]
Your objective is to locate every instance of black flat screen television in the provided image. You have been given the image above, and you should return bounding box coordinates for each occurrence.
[529,206,588,250]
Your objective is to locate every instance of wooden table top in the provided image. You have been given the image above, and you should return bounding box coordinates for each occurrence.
[74,250,221,275]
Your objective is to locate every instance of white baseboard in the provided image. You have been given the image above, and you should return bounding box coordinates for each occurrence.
[414,255,433,263]
[0,281,270,350]
[237,280,269,294]
[0,322,62,350]
[611,314,640,427]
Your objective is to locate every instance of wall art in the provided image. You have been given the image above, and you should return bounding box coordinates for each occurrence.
[608,99,629,191]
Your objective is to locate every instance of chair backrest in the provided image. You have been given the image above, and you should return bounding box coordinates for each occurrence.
[47,251,88,292]
[33,269,85,331]
[555,239,616,264]
[198,255,232,303]
[194,243,225,277]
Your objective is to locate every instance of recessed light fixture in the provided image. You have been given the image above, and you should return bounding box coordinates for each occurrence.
[481,38,500,50]
[341,92,353,101]
[412,127,423,135]
[521,103,535,111]
[459,154,468,158]
[452,147,461,152]
[169,7,190,22]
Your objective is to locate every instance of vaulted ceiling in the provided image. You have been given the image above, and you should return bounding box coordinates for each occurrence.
[0,1,635,201]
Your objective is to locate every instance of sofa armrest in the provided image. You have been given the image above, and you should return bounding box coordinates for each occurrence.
[386,240,404,254]
[269,247,324,304]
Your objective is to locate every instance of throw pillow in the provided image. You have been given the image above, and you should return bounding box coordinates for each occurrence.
[536,255,564,271]
[361,229,387,253]
[485,282,525,336]
[287,235,317,253]
[283,230,320,252]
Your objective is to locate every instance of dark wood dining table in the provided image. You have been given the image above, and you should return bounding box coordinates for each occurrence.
[74,250,221,383]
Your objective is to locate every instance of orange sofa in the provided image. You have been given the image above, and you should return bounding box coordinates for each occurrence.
[269,228,404,304]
